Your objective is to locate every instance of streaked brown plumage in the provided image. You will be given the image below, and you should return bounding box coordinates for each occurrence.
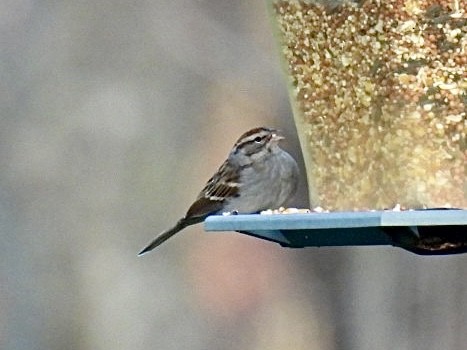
[138,127,299,255]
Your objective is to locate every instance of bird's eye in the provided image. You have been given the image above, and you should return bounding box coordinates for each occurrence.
[254,136,262,143]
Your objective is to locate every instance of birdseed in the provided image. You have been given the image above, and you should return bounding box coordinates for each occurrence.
[269,0,466,210]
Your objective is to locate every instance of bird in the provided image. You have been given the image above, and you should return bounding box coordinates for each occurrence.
[138,126,299,255]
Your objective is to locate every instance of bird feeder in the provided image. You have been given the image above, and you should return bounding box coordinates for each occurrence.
[205,0,466,255]
[266,0,465,210]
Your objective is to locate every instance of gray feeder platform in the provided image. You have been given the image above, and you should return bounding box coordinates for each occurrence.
[204,209,467,255]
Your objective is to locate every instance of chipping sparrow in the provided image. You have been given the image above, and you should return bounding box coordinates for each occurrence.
[138,127,299,255]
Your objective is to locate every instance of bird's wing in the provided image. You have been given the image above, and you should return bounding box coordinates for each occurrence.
[185,160,240,219]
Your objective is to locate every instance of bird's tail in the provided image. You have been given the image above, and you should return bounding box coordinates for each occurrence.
[138,218,191,256]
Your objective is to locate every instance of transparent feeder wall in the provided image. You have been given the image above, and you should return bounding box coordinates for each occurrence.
[267,0,466,210]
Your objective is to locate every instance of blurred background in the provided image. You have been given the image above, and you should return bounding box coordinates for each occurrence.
[1,0,466,349]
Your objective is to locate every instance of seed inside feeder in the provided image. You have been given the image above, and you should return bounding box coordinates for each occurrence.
[269,0,466,210]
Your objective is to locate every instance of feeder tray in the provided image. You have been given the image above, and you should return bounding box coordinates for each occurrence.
[204,209,467,255]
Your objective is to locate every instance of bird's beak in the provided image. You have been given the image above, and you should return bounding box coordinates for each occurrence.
[271,131,285,142]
